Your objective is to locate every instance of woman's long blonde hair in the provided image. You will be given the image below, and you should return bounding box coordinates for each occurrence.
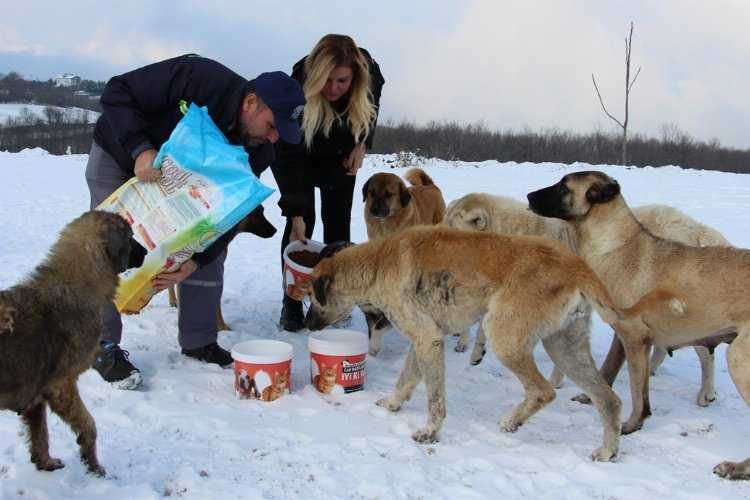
[301,34,376,150]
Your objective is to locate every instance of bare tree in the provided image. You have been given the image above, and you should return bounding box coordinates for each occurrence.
[592,21,641,165]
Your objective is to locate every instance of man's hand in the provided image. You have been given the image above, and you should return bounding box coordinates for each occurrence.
[134,148,162,182]
[152,259,198,293]
[289,216,306,243]
[343,143,366,176]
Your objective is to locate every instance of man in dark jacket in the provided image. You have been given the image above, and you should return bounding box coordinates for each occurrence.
[86,54,306,389]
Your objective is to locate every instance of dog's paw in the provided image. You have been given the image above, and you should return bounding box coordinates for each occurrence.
[454,340,468,353]
[86,463,106,477]
[0,304,16,334]
[548,368,565,389]
[499,414,522,433]
[590,446,618,462]
[34,457,64,472]
[375,397,401,412]
[714,460,750,480]
[368,347,380,357]
[572,393,592,405]
[469,348,486,366]
[411,428,438,444]
[621,418,644,435]
[697,388,717,407]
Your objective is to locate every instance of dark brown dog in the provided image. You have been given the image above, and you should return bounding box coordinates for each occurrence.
[0,211,133,476]
[168,204,277,330]
[361,168,446,355]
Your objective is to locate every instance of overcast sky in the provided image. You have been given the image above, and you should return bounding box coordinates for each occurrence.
[2,0,748,150]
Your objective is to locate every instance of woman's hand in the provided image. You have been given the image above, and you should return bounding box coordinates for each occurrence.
[152,259,198,293]
[134,148,162,182]
[343,143,366,176]
[289,216,307,243]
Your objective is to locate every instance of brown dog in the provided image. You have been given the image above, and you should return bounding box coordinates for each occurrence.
[168,204,277,330]
[361,168,446,355]
[528,171,747,480]
[297,225,681,461]
[0,211,133,476]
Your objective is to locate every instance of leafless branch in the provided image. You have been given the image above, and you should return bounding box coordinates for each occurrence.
[592,73,624,129]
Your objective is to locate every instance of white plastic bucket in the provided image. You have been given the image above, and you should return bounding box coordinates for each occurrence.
[282,239,326,297]
[232,340,293,402]
[308,329,368,395]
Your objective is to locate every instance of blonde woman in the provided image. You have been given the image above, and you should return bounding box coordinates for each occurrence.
[275,34,385,331]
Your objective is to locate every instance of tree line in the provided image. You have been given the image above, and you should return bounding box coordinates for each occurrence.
[1,71,748,172]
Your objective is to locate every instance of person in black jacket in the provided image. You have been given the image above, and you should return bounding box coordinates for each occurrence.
[85,54,306,389]
[275,34,385,331]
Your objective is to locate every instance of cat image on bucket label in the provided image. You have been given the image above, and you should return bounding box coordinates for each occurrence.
[261,371,289,402]
[311,354,366,394]
[313,362,338,394]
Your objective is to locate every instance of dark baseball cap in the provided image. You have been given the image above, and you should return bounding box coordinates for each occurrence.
[253,71,306,144]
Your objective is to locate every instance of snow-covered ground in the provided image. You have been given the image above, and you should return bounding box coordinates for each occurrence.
[0,103,99,126]
[0,149,749,499]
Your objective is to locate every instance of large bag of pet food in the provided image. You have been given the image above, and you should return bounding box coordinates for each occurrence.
[97,103,274,313]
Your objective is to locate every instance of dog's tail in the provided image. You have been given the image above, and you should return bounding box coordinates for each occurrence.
[578,268,686,326]
[0,303,16,335]
[404,168,435,187]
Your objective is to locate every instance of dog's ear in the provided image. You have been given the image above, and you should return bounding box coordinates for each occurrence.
[399,182,412,207]
[465,208,489,231]
[361,178,371,202]
[586,180,620,205]
[312,275,332,307]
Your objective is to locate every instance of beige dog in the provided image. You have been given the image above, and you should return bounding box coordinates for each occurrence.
[528,171,746,480]
[361,168,446,355]
[297,225,682,462]
[445,193,730,406]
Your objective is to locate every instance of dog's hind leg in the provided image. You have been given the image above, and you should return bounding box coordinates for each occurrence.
[694,346,716,407]
[22,401,64,471]
[618,330,652,435]
[46,379,105,476]
[714,325,750,480]
[542,316,621,461]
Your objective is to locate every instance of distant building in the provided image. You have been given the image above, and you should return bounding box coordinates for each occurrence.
[54,74,81,87]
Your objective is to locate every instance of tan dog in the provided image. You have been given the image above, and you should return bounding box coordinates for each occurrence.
[361,168,446,355]
[528,171,746,480]
[297,225,681,461]
[446,193,730,406]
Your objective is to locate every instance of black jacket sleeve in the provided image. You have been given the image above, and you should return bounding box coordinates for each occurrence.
[360,49,385,150]
[99,54,242,158]
[271,140,307,217]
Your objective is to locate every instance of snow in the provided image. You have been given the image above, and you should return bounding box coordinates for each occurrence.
[0,103,99,126]
[0,150,749,499]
